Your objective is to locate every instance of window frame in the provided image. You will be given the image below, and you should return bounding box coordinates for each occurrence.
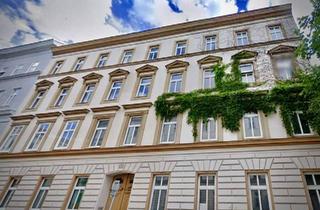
[29,176,53,210]
[200,118,218,141]
[107,80,123,101]
[175,41,187,56]
[79,83,96,104]
[168,72,183,93]
[236,30,249,46]
[89,119,109,148]
[147,46,159,60]
[274,57,294,81]
[202,68,215,89]
[0,125,25,152]
[51,60,64,74]
[204,35,216,51]
[243,113,263,139]
[123,116,142,146]
[196,173,217,210]
[239,63,255,83]
[54,120,79,150]
[303,171,320,210]
[160,117,177,144]
[135,76,152,97]
[148,174,170,210]
[96,53,109,68]
[54,87,70,107]
[291,111,312,136]
[121,50,134,64]
[268,25,284,41]
[65,176,88,210]
[11,64,24,75]
[27,62,40,72]
[25,122,51,152]
[0,177,21,208]
[4,87,21,106]
[73,57,86,71]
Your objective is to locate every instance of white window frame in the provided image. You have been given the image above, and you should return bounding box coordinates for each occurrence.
[73,58,85,71]
[168,73,182,93]
[97,54,108,68]
[29,90,45,109]
[275,58,293,80]
[136,77,152,97]
[175,41,186,56]
[148,46,159,60]
[0,125,24,152]
[236,31,249,46]
[121,50,133,63]
[54,87,69,107]
[0,177,20,208]
[203,69,215,89]
[66,177,88,210]
[123,116,142,146]
[52,61,63,74]
[205,36,216,51]
[30,177,53,210]
[239,63,255,83]
[89,119,109,148]
[200,118,217,141]
[248,173,273,210]
[292,111,312,136]
[107,80,122,101]
[197,174,216,210]
[243,113,263,139]
[304,173,320,210]
[160,117,177,144]
[4,88,21,106]
[80,84,95,104]
[268,25,283,40]
[27,62,40,72]
[25,123,50,151]
[54,120,79,150]
[149,175,169,210]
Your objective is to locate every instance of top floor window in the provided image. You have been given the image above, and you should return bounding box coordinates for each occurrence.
[121,50,133,63]
[175,41,186,56]
[12,64,24,75]
[205,36,216,51]
[27,62,39,72]
[148,46,159,60]
[51,61,64,74]
[160,117,177,143]
[269,25,283,40]
[73,57,85,71]
[236,31,249,46]
[239,63,255,83]
[275,58,293,80]
[97,54,108,68]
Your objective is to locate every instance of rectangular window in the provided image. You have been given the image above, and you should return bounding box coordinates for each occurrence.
[243,113,262,138]
[4,88,21,106]
[205,36,216,51]
[66,177,88,210]
[304,173,320,210]
[30,177,53,209]
[148,46,159,60]
[0,177,21,208]
[97,54,108,68]
[26,123,50,151]
[160,117,177,143]
[236,31,249,46]
[55,120,78,149]
[107,80,122,101]
[175,41,186,56]
[201,118,217,141]
[275,58,293,80]
[124,116,142,145]
[54,87,70,107]
[136,77,152,97]
[80,84,95,104]
[149,175,169,210]
[248,173,272,210]
[51,61,64,74]
[27,62,40,72]
[12,65,24,75]
[89,119,109,147]
[29,90,46,109]
[291,111,311,135]
[0,125,24,152]
[121,50,133,63]
[239,63,255,83]
[203,69,215,89]
[168,73,182,93]
[73,57,85,71]
[197,174,216,210]
[269,25,283,40]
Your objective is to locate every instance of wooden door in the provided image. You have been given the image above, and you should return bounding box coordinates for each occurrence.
[105,174,134,210]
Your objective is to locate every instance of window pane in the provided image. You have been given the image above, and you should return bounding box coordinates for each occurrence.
[305,175,315,185]
[68,189,79,209]
[168,123,176,142]
[315,175,320,185]
[151,189,160,210]
[158,190,167,210]
[155,177,162,186]
[162,176,168,186]
[252,116,261,137]
[161,124,169,142]
[32,190,45,208]
[291,113,301,134]
[208,176,215,186]
[202,121,209,140]
[74,190,84,209]
[299,113,311,134]
[251,190,260,210]
[199,189,206,203]
[77,178,88,186]
[244,117,252,137]
[200,176,207,186]
[260,190,270,210]
[209,120,216,139]
[258,175,266,186]
[250,175,258,186]
[309,190,320,210]
[125,128,134,145]
[208,190,215,210]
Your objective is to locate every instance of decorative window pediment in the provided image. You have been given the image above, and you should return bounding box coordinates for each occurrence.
[82,72,103,81]
[58,76,78,85]
[35,80,54,89]
[109,69,130,78]
[63,108,90,116]
[197,55,222,66]
[268,45,296,56]
[136,64,158,75]
[231,50,258,60]
[165,60,189,71]
[11,114,35,121]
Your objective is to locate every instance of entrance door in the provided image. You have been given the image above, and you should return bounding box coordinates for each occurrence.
[105,174,134,210]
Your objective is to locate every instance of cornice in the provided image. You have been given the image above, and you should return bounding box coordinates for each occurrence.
[35,79,54,89]
[268,44,296,55]
[63,109,90,116]
[52,4,292,56]
[136,64,158,74]
[35,112,61,118]
[122,102,153,109]
[91,106,121,113]
[11,114,35,121]
[0,137,318,160]
[58,76,78,85]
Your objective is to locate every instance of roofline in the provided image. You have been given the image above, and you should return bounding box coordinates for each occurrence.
[52,4,293,56]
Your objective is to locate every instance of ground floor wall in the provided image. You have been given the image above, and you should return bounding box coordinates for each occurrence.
[0,143,319,210]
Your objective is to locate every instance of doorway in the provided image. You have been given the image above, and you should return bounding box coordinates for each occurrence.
[105,174,134,210]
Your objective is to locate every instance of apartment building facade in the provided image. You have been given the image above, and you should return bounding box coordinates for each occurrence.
[0,4,319,210]
[0,40,58,134]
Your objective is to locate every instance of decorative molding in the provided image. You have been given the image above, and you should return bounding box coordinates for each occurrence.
[192,160,222,171]
[91,106,121,113]
[102,163,141,175]
[36,112,61,119]
[122,102,153,109]
[148,161,177,172]
[73,164,96,174]
[9,167,29,176]
[136,64,158,74]
[63,109,90,116]
[109,69,130,78]
[35,80,54,89]
[11,114,35,121]
[231,50,258,59]
[165,60,189,70]
[292,157,320,169]
[268,45,296,55]
[197,55,222,65]
[40,165,62,175]
[239,158,273,170]
[82,72,103,81]
[58,76,78,85]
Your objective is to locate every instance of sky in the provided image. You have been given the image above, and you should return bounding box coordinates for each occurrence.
[0,0,314,49]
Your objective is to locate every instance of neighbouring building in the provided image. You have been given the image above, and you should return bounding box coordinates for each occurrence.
[0,4,319,210]
[0,40,58,134]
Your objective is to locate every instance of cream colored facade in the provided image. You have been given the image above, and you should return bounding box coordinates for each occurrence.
[0,4,319,210]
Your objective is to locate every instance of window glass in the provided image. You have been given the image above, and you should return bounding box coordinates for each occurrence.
[26,123,50,151]
[67,177,88,210]
[160,117,177,143]
[97,54,108,67]
[205,36,216,51]
[136,77,152,97]
[248,174,271,210]
[122,50,133,63]
[124,116,142,145]
[148,46,159,60]
[243,113,262,138]
[107,80,122,101]
[291,111,311,135]
[55,121,78,149]
[90,119,109,147]
[175,42,186,55]
[0,125,24,152]
[269,25,283,40]
[304,173,320,210]
[31,177,53,209]
[198,175,215,210]
[168,73,182,93]
[150,175,169,210]
[201,118,217,141]
[276,58,293,80]
[236,31,249,46]
[0,178,21,208]
[239,63,255,83]
[80,84,95,103]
